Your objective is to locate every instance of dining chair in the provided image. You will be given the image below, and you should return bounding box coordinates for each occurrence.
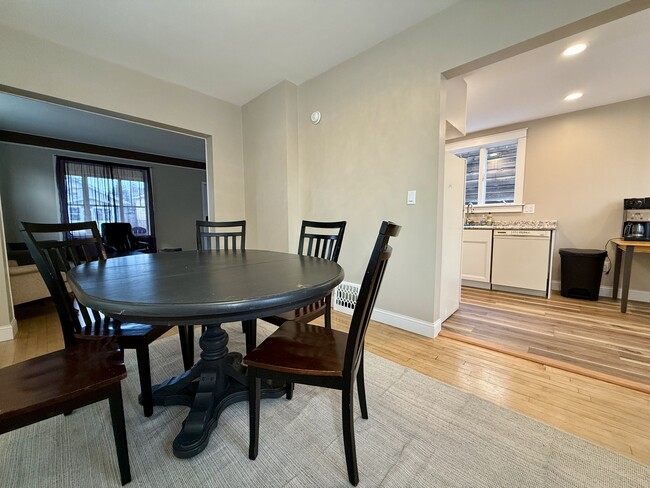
[195,219,246,251]
[179,219,250,364]
[21,221,185,417]
[245,221,400,486]
[0,337,132,485]
[261,220,346,329]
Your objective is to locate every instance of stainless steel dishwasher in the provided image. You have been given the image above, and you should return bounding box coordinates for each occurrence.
[491,230,552,296]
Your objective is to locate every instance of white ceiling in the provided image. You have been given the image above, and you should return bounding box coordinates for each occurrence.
[462,8,650,133]
[0,0,458,106]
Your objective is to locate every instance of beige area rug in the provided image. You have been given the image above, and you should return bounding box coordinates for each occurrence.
[1,322,649,487]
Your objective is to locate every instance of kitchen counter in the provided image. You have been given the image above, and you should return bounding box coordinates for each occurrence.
[464,220,557,230]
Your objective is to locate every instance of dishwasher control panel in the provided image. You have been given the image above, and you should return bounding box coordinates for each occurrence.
[493,230,551,238]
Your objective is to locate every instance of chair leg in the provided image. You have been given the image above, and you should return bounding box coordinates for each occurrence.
[285,382,294,400]
[108,384,132,485]
[135,346,153,417]
[342,383,359,486]
[357,357,368,420]
[178,325,194,371]
[248,368,260,460]
[324,294,333,328]
[244,319,257,354]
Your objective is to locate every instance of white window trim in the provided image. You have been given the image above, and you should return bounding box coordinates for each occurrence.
[446,128,527,212]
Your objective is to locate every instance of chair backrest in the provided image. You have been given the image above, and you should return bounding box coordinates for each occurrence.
[297,220,346,262]
[21,221,107,347]
[343,221,400,377]
[101,222,140,252]
[196,220,246,251]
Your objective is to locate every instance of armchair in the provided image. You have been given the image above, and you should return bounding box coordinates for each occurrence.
[101,222,155,256]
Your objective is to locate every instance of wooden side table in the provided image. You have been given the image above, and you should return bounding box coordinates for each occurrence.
[611,238,650,312]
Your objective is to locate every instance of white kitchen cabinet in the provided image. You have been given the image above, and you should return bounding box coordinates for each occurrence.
[461,229,492,288]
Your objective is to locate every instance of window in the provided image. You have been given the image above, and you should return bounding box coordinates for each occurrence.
[446,129,527,210]
[56,157,155,237]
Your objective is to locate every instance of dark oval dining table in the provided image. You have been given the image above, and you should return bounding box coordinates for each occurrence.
[67,249,344,458]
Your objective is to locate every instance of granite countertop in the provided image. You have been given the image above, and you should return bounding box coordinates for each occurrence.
[464,220,557,230]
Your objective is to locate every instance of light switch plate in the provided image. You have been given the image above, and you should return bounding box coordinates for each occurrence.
[523,203,535,214]
[407,190,416,205]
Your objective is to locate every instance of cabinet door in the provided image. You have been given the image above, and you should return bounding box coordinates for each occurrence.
[461,229,493,283]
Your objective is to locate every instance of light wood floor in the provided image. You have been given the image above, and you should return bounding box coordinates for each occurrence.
[2,299,650,467]
[442,287,650,393]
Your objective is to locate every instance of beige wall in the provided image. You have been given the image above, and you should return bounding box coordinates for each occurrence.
[0,0,630,335]
[292,0,626,324]
[452,96,650,293]
[242,81,299,251]
[0,198,16,340]
[0,25,245,327]
[0,25,244,221]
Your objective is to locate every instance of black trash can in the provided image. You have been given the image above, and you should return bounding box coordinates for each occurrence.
[559,248,607,301]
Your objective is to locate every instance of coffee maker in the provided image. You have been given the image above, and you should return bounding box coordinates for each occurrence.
[622,198,650,241]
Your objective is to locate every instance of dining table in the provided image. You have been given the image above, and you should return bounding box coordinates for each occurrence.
[66,249,344,458]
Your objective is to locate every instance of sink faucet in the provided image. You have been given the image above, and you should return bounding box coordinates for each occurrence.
[465,203,474,224]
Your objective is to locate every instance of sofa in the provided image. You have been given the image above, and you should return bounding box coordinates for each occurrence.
[8,259,51,305]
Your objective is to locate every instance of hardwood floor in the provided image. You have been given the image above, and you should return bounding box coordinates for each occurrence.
[2,298,650,467]
[442,287,650,393]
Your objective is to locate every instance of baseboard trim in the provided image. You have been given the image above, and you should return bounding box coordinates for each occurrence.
[551,280,650,303]
[0,318,17,342]
[370,308,439,338]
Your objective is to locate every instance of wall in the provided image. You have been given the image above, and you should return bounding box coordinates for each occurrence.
[0,25,244,327]
[450,96,650,295]
[0,198,16,341]
[292,0,627,330]
[242,81,299,251]
[0,0,630,337]
[0,143,206,251]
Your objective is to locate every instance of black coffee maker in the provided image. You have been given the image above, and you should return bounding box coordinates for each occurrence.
[623,198,650,241]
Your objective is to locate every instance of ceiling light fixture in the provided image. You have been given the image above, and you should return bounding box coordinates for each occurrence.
[564,92,583,101]
[562,43,588,56]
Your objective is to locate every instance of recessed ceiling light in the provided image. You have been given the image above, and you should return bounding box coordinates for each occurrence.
[563,43,588,56]
[564,92,583,101]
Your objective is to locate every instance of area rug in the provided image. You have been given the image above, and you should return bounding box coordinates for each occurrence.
[1,322,648,487]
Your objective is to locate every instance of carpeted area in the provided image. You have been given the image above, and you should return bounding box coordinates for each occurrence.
[1,322,649,487]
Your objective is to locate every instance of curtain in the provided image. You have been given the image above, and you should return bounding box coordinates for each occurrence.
[56,157,156,239]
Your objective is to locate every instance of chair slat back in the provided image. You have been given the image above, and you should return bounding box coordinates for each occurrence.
[21,221,108,347]
[196,220,246,251]
[344,221,400,376]
[298,220,346,262]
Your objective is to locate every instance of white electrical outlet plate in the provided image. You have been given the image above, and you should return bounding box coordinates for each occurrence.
[523,203,535,213]
[407,190,416,205]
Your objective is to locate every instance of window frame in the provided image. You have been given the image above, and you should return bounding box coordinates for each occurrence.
[446,128,527,213]
[55,156,155,238]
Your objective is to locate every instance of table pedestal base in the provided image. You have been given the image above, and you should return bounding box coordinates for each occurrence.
[146,321,285,458]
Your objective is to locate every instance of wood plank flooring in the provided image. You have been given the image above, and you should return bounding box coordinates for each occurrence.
[2,298,650,467]
[442,287,650,393]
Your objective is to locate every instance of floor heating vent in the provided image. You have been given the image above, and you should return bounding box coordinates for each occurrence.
[333,281,360,315]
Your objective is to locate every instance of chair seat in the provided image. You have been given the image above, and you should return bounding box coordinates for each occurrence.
[262,299,327,326]
[245,321,347,376]
[0,339,126,428]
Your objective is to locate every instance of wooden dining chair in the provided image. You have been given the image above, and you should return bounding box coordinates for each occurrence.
[261,220,346,329]
[21,221,185,417]
[0,337,131,485]
[245,221,400,486]
[195,219,246,251]
[179,219,250,364]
